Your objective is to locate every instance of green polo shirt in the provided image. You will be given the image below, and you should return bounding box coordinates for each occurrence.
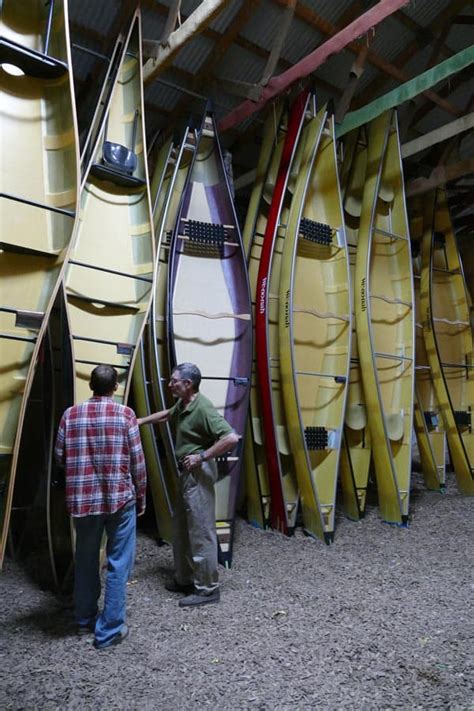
[168,392,233,460]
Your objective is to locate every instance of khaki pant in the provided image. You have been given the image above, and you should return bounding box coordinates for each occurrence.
[172,459,219,594]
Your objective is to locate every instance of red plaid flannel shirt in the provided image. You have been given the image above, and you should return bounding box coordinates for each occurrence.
[54,396,146,517]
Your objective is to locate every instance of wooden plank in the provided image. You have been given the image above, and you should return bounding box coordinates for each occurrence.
[406,158,474,197]
[219,0,411,132]
[143,0,228,83]
[402,113,474,158]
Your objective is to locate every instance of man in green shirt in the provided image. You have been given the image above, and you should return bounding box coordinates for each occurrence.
[138,362,239,607]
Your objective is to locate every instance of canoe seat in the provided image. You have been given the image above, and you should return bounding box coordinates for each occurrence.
[304,426,328,450]
[90,109,145,188]
[385,412,404,441]
[299,218,333,245]
[276,425,291,456]
[252,418,263,446]
[0,37,68,79]
[345,404,367,430]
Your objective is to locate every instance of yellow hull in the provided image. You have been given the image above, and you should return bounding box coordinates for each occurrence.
[279,105,351,541]
[355,110,415,524]
[0,0,79,564]
[64,10,154,406]
[246,106,289,528]
[340,128,372,518]
[420,190,474,495]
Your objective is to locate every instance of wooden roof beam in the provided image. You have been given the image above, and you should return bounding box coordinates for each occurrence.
[405,158,474,197]
[272,0,461,119]
[401,113,474,158]
[220,0,412,132]
[143,0,229,83]
[354,0,467,107]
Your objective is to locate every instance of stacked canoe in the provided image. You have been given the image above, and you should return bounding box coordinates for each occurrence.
[0,0,79,567]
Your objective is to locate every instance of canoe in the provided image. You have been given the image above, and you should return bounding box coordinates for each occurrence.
[419,189,474,495]
[409,209,446,492]
[147,128,198,529]
[0,0,79,565]
[355,110,415,524]
[131,138,176,543]
[64,8,154,405]
[245,102,289,529]
[279,104,351,542]
[168,109,252,566]
[253,91,311,534]
[339,128,372,519]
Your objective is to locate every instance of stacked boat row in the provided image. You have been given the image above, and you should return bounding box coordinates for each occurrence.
[241,92,474,546]
[1,5,472,584]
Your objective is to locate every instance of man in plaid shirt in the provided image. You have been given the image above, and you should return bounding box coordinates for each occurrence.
[55,364,146,649]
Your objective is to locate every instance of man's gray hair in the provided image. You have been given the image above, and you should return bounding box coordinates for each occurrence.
[173,362,201,391]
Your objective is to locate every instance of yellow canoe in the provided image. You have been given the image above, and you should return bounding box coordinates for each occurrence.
[0,0,79,565]
[355,110,415,524]
[419,189,474,495]
[279,104,351,542]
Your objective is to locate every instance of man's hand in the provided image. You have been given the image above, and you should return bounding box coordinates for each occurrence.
[181,453,204,472]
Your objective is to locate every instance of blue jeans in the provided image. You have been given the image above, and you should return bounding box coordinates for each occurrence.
[73,503,136,645]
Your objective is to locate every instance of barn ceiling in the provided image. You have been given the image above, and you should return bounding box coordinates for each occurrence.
[68,0,474,240]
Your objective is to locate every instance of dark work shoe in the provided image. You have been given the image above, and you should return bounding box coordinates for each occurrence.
[76,621,96,636]
[93,625,129,650]
[165,580,194,594]
[179,589,220,608]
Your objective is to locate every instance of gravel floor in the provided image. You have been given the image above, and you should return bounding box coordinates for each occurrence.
[0,473,473,710]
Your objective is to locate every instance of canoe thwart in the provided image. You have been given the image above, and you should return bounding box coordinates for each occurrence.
[72,334,135,355]
[0,332,37,343]
[2,192,75,219]
[0,37,68,80]
[75,358,130,370]
[0,240,59,260]
[299,218,333,246]
[372,227,408,242]
[304,426,328,450]
[68,260,153,283]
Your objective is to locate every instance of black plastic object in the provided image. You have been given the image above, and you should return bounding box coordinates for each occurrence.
[185,220,226,245]
[0,37,68,79]
[304,426,329,450]
[424,410,439,428]
[454,411,471,427]
[300,218,333,245]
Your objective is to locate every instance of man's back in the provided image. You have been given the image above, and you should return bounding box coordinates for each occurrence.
[55,396,146,517]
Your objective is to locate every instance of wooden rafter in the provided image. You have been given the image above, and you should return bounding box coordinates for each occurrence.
[220,0,412,132]
[273,0,462,120]
[143,0,228,83]
[354,0,466,108]
[405,158,474,197]
[401,113,474,158]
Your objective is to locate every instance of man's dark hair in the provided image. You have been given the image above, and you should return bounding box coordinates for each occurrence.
[90,365,118,396]
[173,362,201,391]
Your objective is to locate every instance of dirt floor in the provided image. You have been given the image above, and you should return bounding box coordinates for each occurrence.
[0,472,473,710]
